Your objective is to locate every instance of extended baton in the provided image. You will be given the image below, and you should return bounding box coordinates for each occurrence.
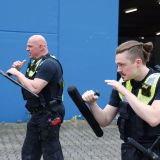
[67,85,103,137]
[128,137,160,160]
[0,70,39,98]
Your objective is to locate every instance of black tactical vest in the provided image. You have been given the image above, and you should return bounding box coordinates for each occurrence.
[22,54,64,108]
[117,73,160,142]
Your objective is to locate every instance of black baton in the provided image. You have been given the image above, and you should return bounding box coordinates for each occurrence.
[67,86,103,137]
[128,137,160,160]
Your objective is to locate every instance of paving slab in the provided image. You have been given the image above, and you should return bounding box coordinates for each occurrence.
[0,120,122,160]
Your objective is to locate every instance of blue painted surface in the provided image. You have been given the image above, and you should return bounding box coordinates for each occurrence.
[0,0,119,122]
[59,0,119,119]
[0,0,59,122]
[0,0,58,33]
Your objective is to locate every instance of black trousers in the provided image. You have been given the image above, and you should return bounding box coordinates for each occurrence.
[121,141,160,160]
[22,112,64,160]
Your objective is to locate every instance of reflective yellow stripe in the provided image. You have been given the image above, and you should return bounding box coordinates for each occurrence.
[119,78,132,101]
[27,59,42,77]
[119,73,160,104]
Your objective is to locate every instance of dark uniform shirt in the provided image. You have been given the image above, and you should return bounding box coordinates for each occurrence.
[24,54,63,108]
[22,54,64,160]
[111,69,160,160]
[108,68,160,144]
[35,56,63,101]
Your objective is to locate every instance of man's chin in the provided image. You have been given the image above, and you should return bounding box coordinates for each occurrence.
[29,55,34,59]
[121,76,127,81]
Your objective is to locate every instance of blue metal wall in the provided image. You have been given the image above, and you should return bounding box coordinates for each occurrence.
[0,0,119,122]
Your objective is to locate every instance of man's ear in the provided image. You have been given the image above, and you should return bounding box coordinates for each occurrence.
[135,58,142,66]
[39,44,45,51]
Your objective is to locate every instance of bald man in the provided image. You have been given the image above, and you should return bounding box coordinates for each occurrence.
[7,35,65,160]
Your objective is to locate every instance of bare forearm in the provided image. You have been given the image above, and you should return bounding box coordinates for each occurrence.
[105,80,160,126]
[89,103,116,127]
[89,103,106,126]
[124,90,159,126]
[82,90,118,127]
[15,71,37,93]
[7,67,48,94]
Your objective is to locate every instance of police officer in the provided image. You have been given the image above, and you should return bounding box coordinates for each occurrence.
[7,35,65,160]
[82,40,160,160]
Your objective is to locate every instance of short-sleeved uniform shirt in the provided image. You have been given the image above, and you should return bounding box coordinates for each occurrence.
[25,54,63,106]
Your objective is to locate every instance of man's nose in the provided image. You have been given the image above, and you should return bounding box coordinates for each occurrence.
[117,66,121,72]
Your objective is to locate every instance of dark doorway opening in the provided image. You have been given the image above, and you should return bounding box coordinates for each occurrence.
[118,0,160,67]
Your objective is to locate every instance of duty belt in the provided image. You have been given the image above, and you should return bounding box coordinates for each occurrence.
[28,99,62,114]
[29,106,47,114]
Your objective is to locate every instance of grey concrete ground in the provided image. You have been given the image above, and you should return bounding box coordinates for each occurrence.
[0,120,122,160]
